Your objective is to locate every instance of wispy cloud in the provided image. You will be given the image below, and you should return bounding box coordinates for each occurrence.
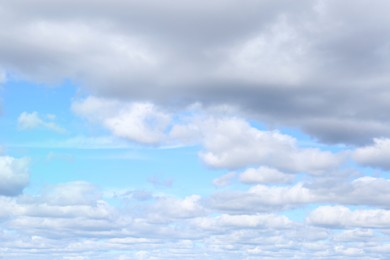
[17,111,66,134]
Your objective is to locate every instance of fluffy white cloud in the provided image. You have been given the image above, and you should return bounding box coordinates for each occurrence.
[239,166,294,184]
[307,205,390,228]
[72,96,171,145]
[198,117,342,173]
[0,156,29,196]
[17,111,66,133]
[353,138,390,170]
[72,98,343,176]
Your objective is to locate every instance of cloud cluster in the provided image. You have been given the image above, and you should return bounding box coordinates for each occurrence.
[73,97,344,174]
[0,178,388,259]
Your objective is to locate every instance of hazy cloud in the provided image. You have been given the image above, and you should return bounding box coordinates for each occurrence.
[17,111,66,133]
[213,172,236,187]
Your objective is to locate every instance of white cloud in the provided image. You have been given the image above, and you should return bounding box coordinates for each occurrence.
[307,205,390,228]
[72,97,171,145]
[239,166,294,184]
[17,111,66,133]
[353,138,390,170]
[198,117,342,173]
[0,156,29,196]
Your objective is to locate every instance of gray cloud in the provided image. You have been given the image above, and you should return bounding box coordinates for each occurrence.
[353,138,390,170]
[1,1,390,144]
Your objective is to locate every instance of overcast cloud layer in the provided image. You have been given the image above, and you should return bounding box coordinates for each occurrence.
[1,0,390,259]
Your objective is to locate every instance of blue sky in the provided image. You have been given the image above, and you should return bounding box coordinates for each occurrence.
[1,1,390,259]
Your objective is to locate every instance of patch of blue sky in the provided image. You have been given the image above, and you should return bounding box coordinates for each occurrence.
[2,78,75,117]
[20,143,222,199]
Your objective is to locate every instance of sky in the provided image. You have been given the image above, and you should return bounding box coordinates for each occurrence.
[1,0,390,259]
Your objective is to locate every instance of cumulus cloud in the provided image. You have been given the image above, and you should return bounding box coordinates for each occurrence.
[17,111,66,133]
[197,117,342,173]
[72,97,171,145]
[0,156,29,196]
[72,98,343,176]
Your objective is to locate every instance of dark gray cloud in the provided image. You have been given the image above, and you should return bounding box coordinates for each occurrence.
[1,0,390,144]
